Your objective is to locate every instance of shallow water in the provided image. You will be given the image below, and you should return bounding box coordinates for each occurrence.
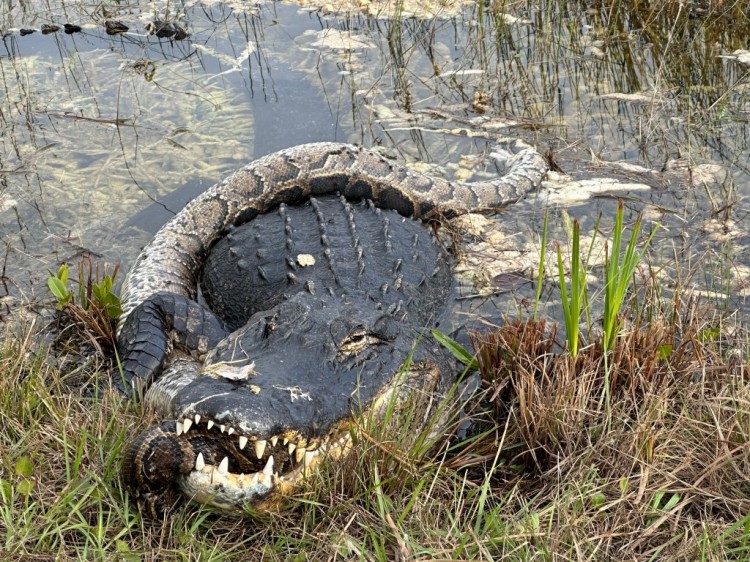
[1,0,748,323]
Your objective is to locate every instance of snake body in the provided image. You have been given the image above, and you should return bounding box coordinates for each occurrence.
[119,141,545,333]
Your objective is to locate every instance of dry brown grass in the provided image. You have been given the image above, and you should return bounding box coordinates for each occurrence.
[1,288,749,560]
[465,296,750,559]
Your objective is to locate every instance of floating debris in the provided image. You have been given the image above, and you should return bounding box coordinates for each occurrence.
[301,28,375,51]
[146,20,189,40]
[718,49,750,68]
[295,0,474,19]
[597,91,664,104]
[105,20,129,35]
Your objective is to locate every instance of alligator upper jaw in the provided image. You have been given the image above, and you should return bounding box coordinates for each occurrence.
[177,435,351,510]
[160,358,446,511]
[170,415,352,511]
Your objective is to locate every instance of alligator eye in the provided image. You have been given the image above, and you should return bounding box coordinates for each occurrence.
[339,330,380,356]
[263,317,277,338]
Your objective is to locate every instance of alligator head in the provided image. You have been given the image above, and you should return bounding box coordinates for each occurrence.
[122,291,456,516]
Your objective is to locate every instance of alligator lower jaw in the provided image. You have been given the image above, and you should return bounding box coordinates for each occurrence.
[176,427,353,511]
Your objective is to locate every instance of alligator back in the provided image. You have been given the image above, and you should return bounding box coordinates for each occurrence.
[201,195,452,332]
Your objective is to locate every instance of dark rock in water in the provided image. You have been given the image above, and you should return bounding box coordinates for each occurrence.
[63,23,82,34]
[173,25,188,40]
[105,20,129,35]
[19,29,36,36]
[41,24,60,34]
[148,20,175,38]
[147,20,189,40]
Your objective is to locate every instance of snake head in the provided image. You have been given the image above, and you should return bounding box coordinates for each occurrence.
[121,421,192,519]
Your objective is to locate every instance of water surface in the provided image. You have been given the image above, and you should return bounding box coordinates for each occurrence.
[1,0,748,321]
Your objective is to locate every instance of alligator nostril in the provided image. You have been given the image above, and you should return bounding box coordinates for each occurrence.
[263,318,277,338]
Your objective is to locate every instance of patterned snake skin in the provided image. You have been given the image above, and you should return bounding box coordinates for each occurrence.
[118,140,548,331]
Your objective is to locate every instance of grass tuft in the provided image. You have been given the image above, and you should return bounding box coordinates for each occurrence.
[602,201,659,352]
[556,217,587,357]
[46,257,123,357]
[469,292,750,559]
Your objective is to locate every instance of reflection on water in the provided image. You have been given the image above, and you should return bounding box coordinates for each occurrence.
[0,0,748,318]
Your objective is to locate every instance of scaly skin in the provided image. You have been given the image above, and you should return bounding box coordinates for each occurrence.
[117,141,548,515]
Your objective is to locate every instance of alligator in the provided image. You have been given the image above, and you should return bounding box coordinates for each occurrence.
[116,141,548,517]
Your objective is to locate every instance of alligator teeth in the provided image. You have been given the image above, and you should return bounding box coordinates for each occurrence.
[194,414,201,424]
[195,452,205,471]
[303,450,317,467]
[288,442,296,455]
[220,425,226,433]
[207,420,214,430]
[218,456,229,476]
[255,439,267,459]
[283,437,289,446]
[270,436,278,447]
[228,427,235,436]
[259,472,272,487]
[295,447,306,464]
[183,418,192,433]
[239,436,248,450]
[175,420,184,436]
[263,455,274,476]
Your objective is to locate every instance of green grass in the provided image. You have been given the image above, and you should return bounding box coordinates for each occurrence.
[532,208,549,323]
[556,217,587,357]
[552,202,657,360]
[2,274,750,560]
[602,201,658,352]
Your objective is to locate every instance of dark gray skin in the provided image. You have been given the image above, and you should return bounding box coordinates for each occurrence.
[162,195,455,436]
[119,196,458,512]
[117,196,452,394]
[171,291,455,448]
[201,196,450,330]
